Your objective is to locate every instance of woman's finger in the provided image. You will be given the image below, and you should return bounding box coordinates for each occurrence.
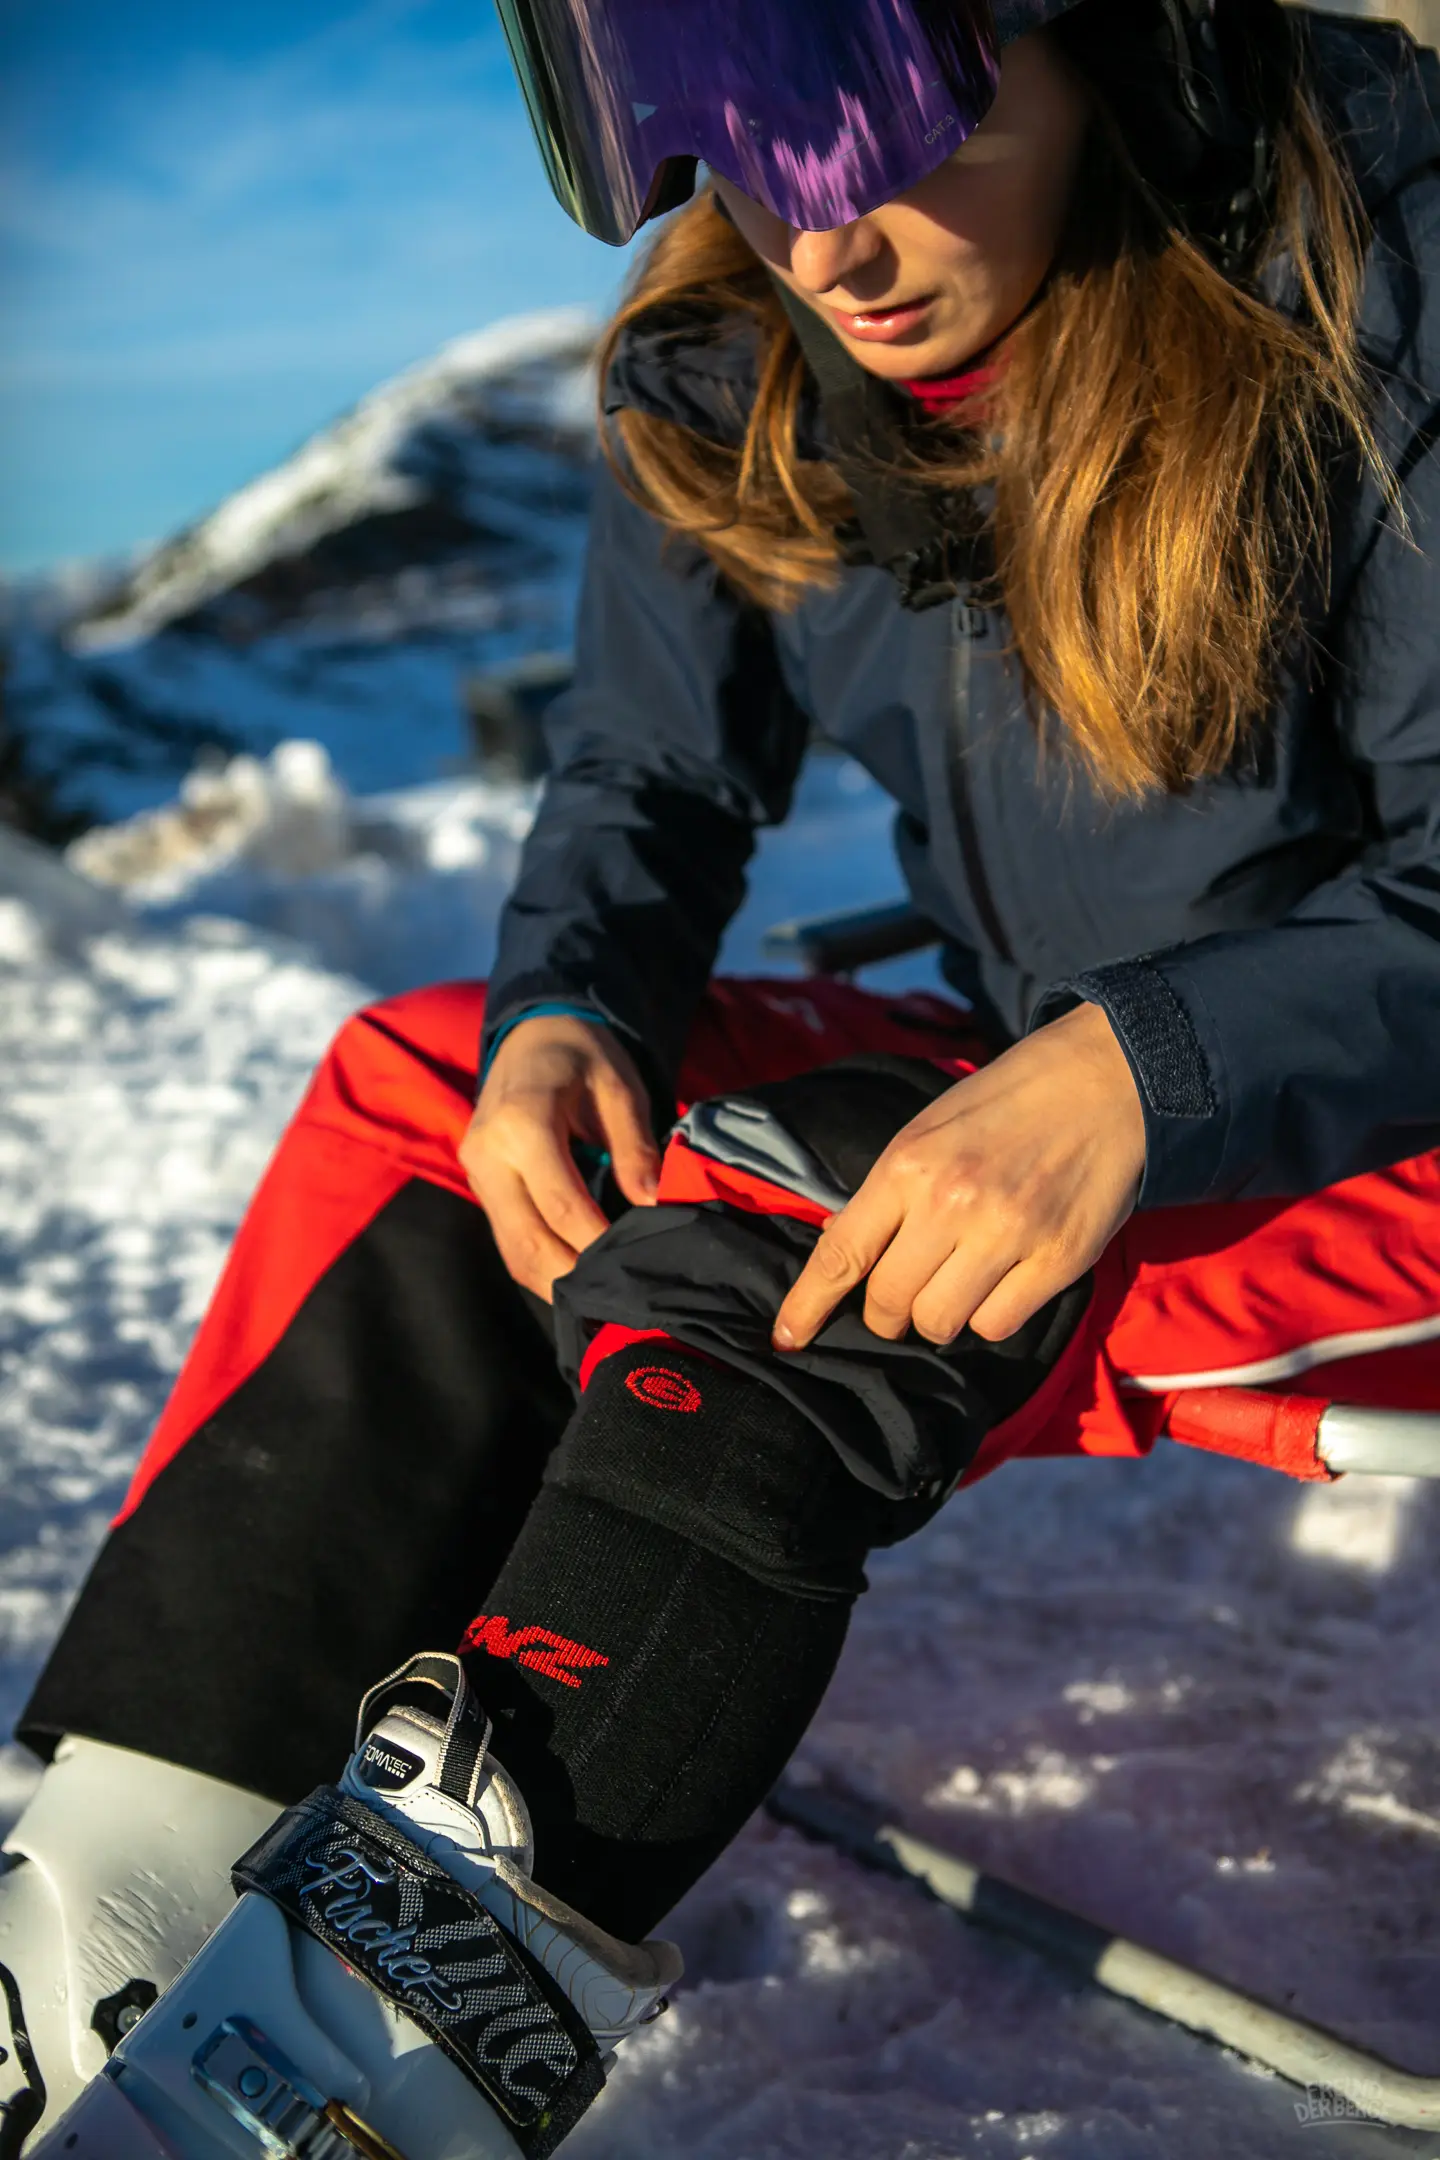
[907,1239,1025,1345]
[965,1252,1072,1343]
[477,1164,584,1301]
[772,1180,905,1349]
[861,1211,1013,1342]
[468,1104,611,1254]
[593,1065,661,1206]
[858,1210,968,1340]
[525,1122,613,1252]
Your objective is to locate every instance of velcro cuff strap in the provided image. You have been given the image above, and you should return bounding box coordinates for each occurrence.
[1052,961,1216,1120]
[233,1785,605,2159]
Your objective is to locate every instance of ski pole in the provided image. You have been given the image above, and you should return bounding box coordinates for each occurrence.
[767,1779,1440,2132]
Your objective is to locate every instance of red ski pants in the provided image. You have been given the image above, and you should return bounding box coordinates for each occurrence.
[124,972,1440,1522]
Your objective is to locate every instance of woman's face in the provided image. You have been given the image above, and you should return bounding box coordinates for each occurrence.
[712,31,1090,379]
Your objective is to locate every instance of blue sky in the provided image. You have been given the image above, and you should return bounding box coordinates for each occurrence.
[0,0,638,571]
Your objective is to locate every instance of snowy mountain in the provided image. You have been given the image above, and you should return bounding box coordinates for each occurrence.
[2,309,599,829]
[78,308,597,649]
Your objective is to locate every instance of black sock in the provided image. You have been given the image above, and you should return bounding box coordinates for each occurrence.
[459,1342,881,1940]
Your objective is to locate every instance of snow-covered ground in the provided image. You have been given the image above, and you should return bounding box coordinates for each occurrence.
[1,754,1436,2158]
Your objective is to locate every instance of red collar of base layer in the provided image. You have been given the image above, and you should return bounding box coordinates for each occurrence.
[896,362,999,413]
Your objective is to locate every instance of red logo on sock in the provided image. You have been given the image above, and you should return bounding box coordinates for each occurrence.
[461,1614,609,1689]
[625,1365,702,1413]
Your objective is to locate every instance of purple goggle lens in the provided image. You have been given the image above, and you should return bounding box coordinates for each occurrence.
[495,0,1001,244]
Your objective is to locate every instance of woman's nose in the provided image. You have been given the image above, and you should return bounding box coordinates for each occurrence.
[787,219,884,295]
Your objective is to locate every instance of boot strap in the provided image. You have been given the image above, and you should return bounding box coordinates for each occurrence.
[234,1786,604,2160]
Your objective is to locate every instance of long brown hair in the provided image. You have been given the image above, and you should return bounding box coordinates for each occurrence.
[597,17,1388,799]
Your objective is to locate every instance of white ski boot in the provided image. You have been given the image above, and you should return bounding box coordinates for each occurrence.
[0,1736,279,2155]
[31,1652,682,2158]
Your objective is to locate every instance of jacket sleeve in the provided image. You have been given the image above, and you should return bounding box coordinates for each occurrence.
[482,459,810,1112]
[1033,406,1440,1208]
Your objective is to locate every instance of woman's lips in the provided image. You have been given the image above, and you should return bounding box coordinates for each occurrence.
[824,295,936,344]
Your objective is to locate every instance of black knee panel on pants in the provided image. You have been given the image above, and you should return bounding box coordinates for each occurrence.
[555,1053,1092,1511]
[541,1342,897,1601]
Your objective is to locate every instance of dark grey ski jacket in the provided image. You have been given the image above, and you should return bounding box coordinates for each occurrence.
[485,13,1440,1211]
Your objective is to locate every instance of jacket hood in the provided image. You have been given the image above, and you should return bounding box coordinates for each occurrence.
[603,308,778,451]
[604,10,1440,450]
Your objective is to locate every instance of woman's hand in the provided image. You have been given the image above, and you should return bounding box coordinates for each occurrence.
[772,1002,1145,1350]
[461,1015,660,1301]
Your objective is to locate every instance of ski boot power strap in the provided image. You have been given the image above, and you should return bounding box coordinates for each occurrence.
[230,1782,605,2156]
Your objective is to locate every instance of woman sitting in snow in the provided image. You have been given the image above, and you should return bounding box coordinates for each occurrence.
[6,2,1440,2152]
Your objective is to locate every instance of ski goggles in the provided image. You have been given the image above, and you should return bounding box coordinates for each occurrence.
[495,0,1003,245]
